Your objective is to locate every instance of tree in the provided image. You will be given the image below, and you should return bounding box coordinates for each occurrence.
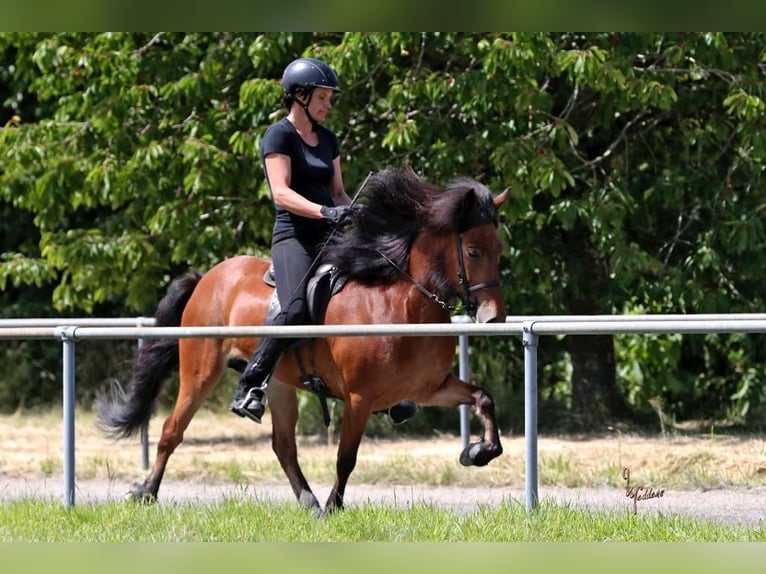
[3,32,766,426]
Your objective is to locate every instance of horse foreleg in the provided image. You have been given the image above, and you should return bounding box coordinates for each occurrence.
[424,373,503,467]
[267,381,321,512]
[325,394,372,513]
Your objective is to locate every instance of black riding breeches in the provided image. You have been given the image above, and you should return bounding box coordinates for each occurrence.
[253,236,316,360]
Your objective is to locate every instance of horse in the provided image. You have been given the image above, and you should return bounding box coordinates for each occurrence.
[96,166,508,513]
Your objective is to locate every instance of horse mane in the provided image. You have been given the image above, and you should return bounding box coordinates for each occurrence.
[320,167,499,284]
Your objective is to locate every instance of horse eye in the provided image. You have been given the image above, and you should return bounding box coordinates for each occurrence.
[466,247,480,259]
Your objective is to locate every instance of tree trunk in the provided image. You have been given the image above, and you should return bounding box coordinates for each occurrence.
[566,333,622,427]
[552,221,630,428]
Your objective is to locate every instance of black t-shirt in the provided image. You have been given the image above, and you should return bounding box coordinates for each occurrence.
[260,117,340,244]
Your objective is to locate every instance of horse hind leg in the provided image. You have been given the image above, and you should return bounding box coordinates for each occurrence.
[325,396,373,513]
[425,373,503,467]
[267,380,322,513]
[129,339,226,502]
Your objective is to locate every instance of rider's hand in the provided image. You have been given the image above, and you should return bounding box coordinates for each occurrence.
[320,205,352,224]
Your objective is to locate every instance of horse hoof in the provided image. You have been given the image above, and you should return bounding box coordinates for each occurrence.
[459,441,501,467]
[324,497,344,514]
[388,401,420,424]
[299,490,322,511]
[459,442,481,466]
[126,483,157,504]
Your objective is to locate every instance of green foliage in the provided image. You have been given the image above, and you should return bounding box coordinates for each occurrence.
[0,341,58,411]
[4,33,766,426]
[0,339,136,414]
[2,32,276,313]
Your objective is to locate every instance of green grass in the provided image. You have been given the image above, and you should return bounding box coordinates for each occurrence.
[1,497,763,542]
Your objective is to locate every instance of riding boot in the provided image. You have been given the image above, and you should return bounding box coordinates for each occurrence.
[387,400,420,424]
[229,338,283,424]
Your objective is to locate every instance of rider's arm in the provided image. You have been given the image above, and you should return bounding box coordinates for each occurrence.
[330,156,352,207]
[264,153,325,219]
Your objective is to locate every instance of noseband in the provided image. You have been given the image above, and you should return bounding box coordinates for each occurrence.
[377,232,501,320]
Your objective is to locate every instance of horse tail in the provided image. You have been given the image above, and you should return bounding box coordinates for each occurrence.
[96,271,203,439]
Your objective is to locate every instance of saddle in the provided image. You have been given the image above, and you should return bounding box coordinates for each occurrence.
[262,262,347,325]
[261,262,347,427]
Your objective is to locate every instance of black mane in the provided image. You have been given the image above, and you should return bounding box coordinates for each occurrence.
[320,167,498,284]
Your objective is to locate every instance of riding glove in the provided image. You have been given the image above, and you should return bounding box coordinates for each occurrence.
[320,205,352,224]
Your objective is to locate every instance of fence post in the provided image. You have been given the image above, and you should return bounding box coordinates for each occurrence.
[137,317,150,470]
[57,326,78,508]
[523,322,539,512]
[458,334,470,449]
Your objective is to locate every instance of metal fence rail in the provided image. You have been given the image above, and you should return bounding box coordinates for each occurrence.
[2,314,766,510]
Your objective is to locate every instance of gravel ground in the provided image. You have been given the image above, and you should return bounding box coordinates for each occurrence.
[2,476,764,528]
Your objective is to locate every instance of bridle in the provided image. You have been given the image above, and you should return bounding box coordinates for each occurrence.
[377,231,501,320]
[454,233,501,319]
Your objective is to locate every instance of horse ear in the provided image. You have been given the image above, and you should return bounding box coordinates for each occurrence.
[494,187,510,209]
[451,187,479,232]
[462,187,479,211]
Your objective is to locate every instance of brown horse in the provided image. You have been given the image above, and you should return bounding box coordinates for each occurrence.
[97,167,508,513]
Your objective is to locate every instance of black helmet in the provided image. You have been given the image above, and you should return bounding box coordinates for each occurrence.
[281,57,341,96]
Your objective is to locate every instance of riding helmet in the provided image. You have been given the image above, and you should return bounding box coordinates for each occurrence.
[281,57,342,96]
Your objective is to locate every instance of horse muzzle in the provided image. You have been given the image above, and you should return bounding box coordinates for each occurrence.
[475,299,506,324]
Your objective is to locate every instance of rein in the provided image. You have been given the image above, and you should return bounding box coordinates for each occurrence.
[377,232,501,320]
[375,248,454,313]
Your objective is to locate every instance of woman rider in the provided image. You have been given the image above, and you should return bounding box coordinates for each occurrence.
[229,57,418,426]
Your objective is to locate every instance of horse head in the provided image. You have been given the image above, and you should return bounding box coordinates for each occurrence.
[319,167,508,323]
[448,180,508,323]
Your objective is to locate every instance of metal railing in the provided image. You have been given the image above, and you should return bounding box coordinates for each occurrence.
[3,313,766,511]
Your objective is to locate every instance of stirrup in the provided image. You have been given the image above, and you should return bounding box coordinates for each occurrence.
[230,388,266,424]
